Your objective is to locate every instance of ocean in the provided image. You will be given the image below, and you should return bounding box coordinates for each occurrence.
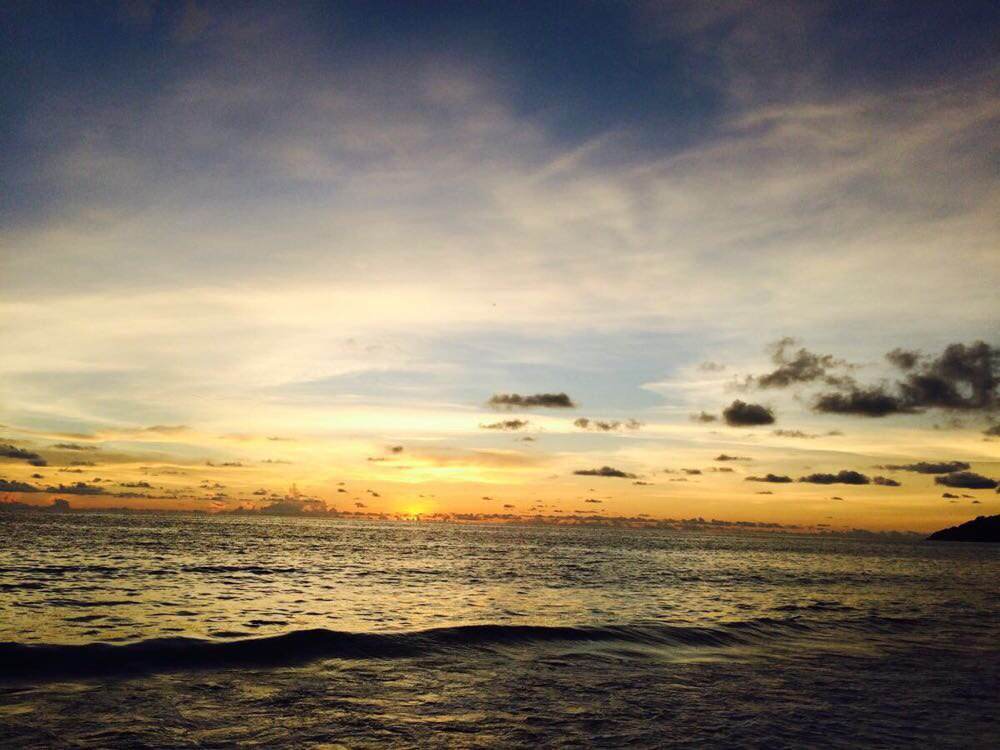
[1,513,997,748]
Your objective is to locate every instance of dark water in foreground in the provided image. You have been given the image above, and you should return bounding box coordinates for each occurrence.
[1,514,997,748]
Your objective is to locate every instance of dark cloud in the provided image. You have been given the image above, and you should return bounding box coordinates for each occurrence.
[715,453,751,461]
[813,386,908,417]
[574,418,642,431]
[488,393,576,409]
[682,468,702,475]
[723,400,775,426]
[984,423,1000,437]
[878,461,970,474]
[0,478,42,493]
[897,342,998,411]
[388,445,404,453]
[573,466,637,479]
[934,471,997,490]
[709,467,735,473]
[690,411,717,423]
[941,493,960,499]
[814,341,999,417]
[872,476,901,487]
[886,348,920,370]
[753,338,851,389]
[738,340,1000,418]
[799,470,870,485]
[0,444,46,466]
[480,419,530,431]
[745,474,793,483]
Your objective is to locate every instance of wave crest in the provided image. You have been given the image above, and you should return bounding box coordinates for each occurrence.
[0,616,918,683]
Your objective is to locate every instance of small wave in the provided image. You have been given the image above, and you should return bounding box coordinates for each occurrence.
[176,564,300,575]
[0,582,46,592]
[772,600,856,613]
[0,565,120,576]
[0,615,922,684]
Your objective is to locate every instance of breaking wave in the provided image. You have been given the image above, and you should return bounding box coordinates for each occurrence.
[0,615,923,683]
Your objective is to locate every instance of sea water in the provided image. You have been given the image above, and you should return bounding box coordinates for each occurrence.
[1,513,997,748]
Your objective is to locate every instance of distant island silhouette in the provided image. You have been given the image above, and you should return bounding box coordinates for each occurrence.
[927,515,1000,543]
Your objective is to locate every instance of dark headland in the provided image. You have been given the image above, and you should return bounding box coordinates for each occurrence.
[927,515,1000,543]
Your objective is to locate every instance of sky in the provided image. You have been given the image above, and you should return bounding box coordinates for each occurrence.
[1,1,998,532]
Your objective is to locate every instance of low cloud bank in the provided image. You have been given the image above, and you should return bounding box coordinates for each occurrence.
[573,466,637,479]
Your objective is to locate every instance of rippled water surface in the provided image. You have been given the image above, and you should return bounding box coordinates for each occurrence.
[1,513,998,748]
